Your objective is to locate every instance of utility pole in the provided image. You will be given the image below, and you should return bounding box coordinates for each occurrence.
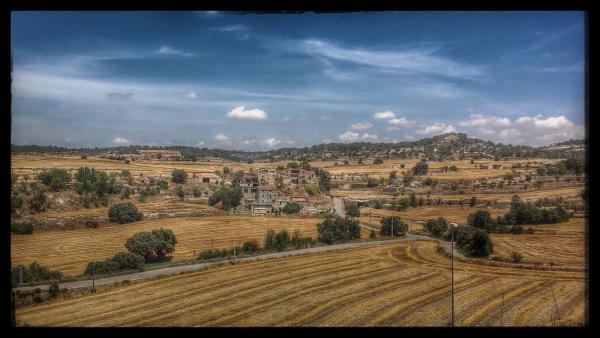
[450,223,458,327]
[19,265,23,285]
[391,216,394,238]
[550,284,561,324]
[92,261,95,291]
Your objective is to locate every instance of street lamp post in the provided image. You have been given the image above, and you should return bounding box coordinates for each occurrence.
[450,223,458,327]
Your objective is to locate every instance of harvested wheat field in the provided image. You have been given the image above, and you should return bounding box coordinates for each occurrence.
[11,216,321,276]
[357,206,509,231]
[491,218,586,268]
[15,241,586,327]
[22,196,221,220]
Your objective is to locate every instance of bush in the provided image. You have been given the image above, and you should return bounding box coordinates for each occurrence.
[380,216,407,237]
[11,222,33,235]
[449,165,458,172]
[38,168,71,192]
[370,229,377,239]
[511,224,524,234]
[193,187,202,197]
[412,162,429,176]
[468,210,494,232]
[108,202,143,224]
[274,230,290,251]
[11,194,24,213]
[28,186,47,212]
[512,251,523,263]
[345,202,360,217]
[449,226,493,257]
[242,239,260,253]
[110,252,145,271]
[469,197,477,207]
[424,217,448,237]
[283,202,301,214]
[11,262,63,284]
[409,193,417,207]
[48,280,60,298]
[85,260,120,276]
[373,158,384,165]
[264,229,276,251]
[316,216,361,244]
[171,169,188,184]
[176,185,185,200]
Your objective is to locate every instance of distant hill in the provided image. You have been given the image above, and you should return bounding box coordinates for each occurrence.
[11,133,584,162]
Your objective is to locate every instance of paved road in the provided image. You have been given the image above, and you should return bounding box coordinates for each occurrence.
[15,234,445,292]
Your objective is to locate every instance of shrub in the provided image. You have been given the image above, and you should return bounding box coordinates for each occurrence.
[171,169,188,183]
[380,216,407,237]
[242,239,260,253]
[409,193,417,207]
[28,187,47,212]
[11,262,63,284]
[469,197,477,207]
[316,216,361,244]
[38,168,71,192]
[274,230,290,251]
[511,224,524,234]
[449,165,458,172]
[48,280,60,298]
[371,200,383,209]
[283,202,301,214]
[449,226,493,257]
[512,251,523,263]
[373,158,384,164]
[110,252,145,271]
[345,202,360,217]
[193,187,202,197]
[11,222,33,235]
[176,185,185,200]
[85,260,120,276]
[11,194,24,212]
[264,229,276,251]
[370,229,377,239]
[468,210,494,232]
[424,217,448,237]
[108,202,143,224]
[412,162,429,176]
[316,169,331,194]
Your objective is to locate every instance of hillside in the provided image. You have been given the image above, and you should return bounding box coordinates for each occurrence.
[11,133,584,163]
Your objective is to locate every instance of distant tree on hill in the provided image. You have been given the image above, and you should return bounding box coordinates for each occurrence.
[412,162,429,176]
[38,168,71,192]
[283,202,301,214]
[346,202,360,217]
[108,202,143,224]
[374,158,384,164]
[380,216,407,237]
[287,162,300,169]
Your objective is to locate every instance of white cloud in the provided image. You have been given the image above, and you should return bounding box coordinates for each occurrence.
[241,139,257,145]
[264,138,282,147]
[351,122,373,130]
[226,106,268,120]
[320,115,333,121]
[215,134,231,144]
[302,39,485,79]
[157,45,193,57]
[388,117,410,125]
[515,115,574,128]
[459,114,511,127]
[338,131,378,141]
[419,123,457,135]
[112,137,131,145]
[196,141,205,147]
[373,111,396,119]
[186,92,198,99]
[213,25,247,32]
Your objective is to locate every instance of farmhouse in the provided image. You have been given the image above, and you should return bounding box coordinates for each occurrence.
[193,172,221,184]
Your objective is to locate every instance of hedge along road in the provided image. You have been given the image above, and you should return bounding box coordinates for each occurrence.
[15,234,444,293]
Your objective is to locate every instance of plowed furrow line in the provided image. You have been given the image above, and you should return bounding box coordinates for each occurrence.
[88,258,376,327]
[283,270,440,326]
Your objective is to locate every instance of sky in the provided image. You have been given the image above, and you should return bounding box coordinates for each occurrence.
[11,11,586,150]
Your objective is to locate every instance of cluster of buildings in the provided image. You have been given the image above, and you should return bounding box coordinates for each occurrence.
[101,149,183,161]
[237,168,319,215]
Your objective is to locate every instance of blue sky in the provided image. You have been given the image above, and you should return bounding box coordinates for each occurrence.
[11,11,585,149]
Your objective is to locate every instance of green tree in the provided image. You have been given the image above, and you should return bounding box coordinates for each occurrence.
[223,167,231,176]
[300,161,311,171]
[193,187,202,197]
[108,202,143,224]
[424,217,448,237]
[283,202,301,214]
[125,229,177,261]
[208,186,243,210]
[409,193,417,207]
[412,162,429,176]
[28,186,47,212]
[380,216,407,237]
[374,158,384,165]
[467,210,494,232]
[346,202,360,217]
[287,162,300,169]
[176,185,185,200]
[38,168,71,192]
[171,169,188,184]
[274,230,290,251]
[316,169,331,194]
[470,196,477,207]
[264,229,276,251]
[316,216,360,244]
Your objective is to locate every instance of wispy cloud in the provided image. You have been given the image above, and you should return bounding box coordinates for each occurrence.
[351,122,373,130]
[301,39,485,79]
[213,25,248,32]
[373,111,396,119]
[418,123,457,135]
[157,45,194,57]
[112,137,131,145]
[338,131,378,142]
[226,106,268,120]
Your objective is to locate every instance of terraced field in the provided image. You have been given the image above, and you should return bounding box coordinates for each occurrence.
[11,216,321,276]
[15,241,586,327]
[491,218,586,268]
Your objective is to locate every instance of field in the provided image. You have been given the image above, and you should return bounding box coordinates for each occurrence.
[331,186,584,203]
[357,206,509,231]
[491,218,586,268]
[11,216,321,276]
[15,241,586,327]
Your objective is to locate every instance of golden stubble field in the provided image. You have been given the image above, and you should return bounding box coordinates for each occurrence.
[11,154,561,181]
[15,241,586,327]
[11,216,321,276]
